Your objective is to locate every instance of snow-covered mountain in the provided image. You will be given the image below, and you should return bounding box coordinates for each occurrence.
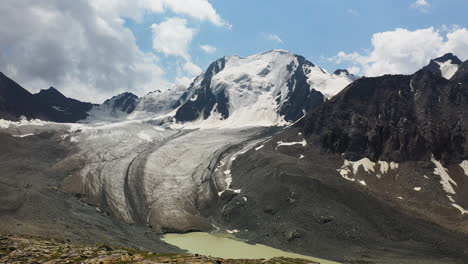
[173,50,356,128]
[423,53,462,80]
[1,50,357,127]
[128,84,187,120]
[84,92,139,122]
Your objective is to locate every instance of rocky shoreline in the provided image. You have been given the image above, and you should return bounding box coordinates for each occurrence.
[0,234,318,264]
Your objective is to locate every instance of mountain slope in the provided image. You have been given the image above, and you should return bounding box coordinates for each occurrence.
[0,73,94,122]
[207,55,468,262]
[298,60,468,163]
[0,72,36,120]
[84,92,139,122]
[130,84,188,119]
[422,53,462,80]
[173,50,356,127]
[286,55,468,230]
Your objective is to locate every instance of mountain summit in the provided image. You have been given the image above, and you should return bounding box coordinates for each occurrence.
[423,53,462,80]
[173,50,356,127]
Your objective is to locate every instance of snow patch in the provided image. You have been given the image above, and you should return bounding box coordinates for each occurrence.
[431,156,468,215]
[306,64,357,99]
[431,156,457,195]
[255,145,264,151]
[452,203,468,215]
[275,139,307,150]
[437,60,459,80]
[337,158,399,183]
[459,161,468,177]
[12,133,34,138]
[52,106,66,112]
[0,118,51,127]
[413,187,422,192]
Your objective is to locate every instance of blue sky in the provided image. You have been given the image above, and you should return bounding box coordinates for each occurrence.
[2,0,468,102]
[126,0,468,75]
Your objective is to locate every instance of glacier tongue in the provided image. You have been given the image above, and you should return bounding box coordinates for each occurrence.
[60,119,265,233]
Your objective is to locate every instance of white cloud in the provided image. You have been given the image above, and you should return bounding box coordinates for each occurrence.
[151,17,205,87]
[151,17,197,61]
[332,27,468,77]
[0,0,171,103]
[266,33,284,44]
[412,0,430,13]
[0,0,227,103]
[200,44,217,54]
[91,0,229,27]
[347,9,360,16]
[183,61,203,76]
[347,66,361,75]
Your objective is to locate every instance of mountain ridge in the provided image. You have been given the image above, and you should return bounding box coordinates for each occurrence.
[297,55,468,164]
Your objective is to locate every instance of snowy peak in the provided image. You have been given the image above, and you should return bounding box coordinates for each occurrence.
[173,50,354,128]
[84,92,139,122]
[433,53,462,65]
[102,92,139,114]
[130,84,188,119]
[424,53,462,80]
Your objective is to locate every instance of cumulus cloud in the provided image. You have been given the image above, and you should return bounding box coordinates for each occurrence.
[151,18,197,61]
[91,0,229,27]
[200,44,217,54]
[151,17,206,84]
[266,33,284,44]
[412,0,430,13]
[0,0,173,103]
[183,61,203,76]
[331,27,468,77]
[0,0,226,103]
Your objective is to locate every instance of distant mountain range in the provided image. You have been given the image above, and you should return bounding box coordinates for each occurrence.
[0,73,95,122]
[0,50,356,126]
[2,50,467,163]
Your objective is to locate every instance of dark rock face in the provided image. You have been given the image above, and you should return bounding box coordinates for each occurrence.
[0,72,94,122]
[298,61,468,163]
[215,134,468,263]
[452,60,468,83]
[102,92,139,114]
[333,69,351,76]
[175,58,228,122]
[0,72,36,120]
[33,87,95,122]
[422,53,462,78]
[278,56,324,122]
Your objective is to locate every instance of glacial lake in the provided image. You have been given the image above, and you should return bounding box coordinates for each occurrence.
[162,232,339,264]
